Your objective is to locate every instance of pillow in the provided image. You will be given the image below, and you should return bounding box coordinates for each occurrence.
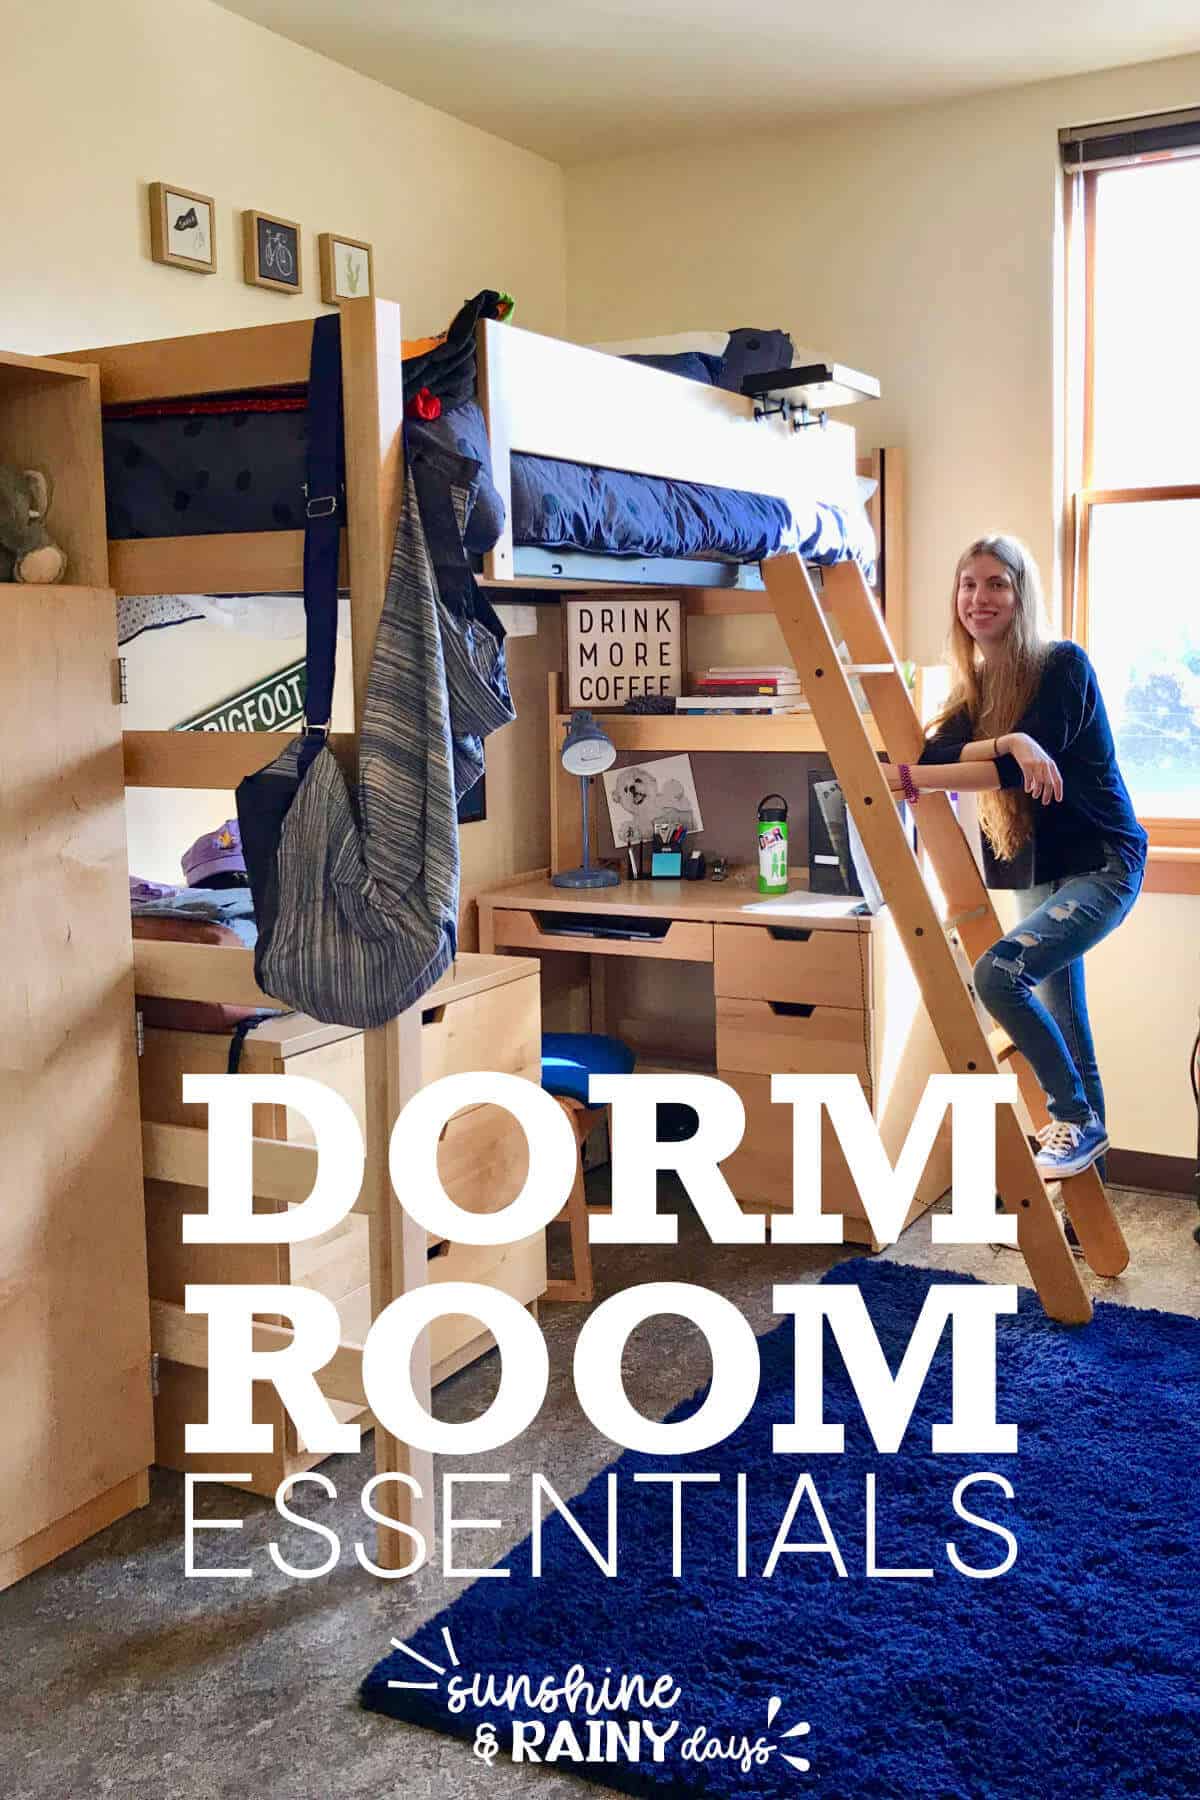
[718,328,795,394]
[133,915,271,1035]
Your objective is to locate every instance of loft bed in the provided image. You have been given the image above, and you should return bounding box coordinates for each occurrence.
[475,320,901,625]
[53,301,912,1563]
[44,289,1092,1545]
[85,306,905,651]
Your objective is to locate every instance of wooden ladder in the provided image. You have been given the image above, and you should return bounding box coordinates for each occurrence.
[762,554,1129,1324]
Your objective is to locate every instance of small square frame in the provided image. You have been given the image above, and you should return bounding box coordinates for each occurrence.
[562,593,686,710]
[243,210,303,294]
[318,233,375,305]
[149,182,216,274]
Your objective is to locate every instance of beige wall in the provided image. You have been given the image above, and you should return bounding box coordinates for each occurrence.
[0,0,565,351]
[566,51,1200,662]
[0,0,568,928]
[567,54,1200,1159]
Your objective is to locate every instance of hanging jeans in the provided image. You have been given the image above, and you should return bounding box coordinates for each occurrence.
[972,845,1144,1132]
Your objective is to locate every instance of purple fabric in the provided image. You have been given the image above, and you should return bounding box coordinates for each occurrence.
[181,819,245,886]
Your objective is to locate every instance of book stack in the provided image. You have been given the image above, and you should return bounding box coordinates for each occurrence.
[677,666,810,716]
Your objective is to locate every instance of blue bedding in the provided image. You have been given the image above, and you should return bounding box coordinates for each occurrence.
[510,450,872,573]
[101,343,875,577]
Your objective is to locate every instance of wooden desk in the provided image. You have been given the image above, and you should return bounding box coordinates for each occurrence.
[479,873,951,1247]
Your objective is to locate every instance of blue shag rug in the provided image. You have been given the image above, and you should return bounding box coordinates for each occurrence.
[362,1260,1200,1797]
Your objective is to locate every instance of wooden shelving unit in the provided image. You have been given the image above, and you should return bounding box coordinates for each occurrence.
[0,347,152,1590]
[0,349,109,588]
[553,701,884,755]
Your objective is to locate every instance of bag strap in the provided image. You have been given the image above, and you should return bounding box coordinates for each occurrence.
[301,313,344,743]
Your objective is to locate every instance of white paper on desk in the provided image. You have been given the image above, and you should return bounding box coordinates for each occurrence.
[740,894,867,919]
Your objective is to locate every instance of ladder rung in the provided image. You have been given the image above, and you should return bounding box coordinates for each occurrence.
[945,904,989,929]
[987,1026,1017,1063]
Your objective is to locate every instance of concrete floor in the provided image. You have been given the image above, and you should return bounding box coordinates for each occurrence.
[2,1183,1196,1800]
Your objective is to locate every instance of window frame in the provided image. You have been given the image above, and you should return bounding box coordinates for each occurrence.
[1065,163,1200,863]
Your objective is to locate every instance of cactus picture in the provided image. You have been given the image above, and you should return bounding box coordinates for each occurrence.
[319,233,374,305]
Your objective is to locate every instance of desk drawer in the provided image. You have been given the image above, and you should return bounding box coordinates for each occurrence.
[717,997,871,1083]
[719,1071,864,1222]
[435,1103,531,1216]
[421,972,542,1086]
[427,1232,547,1370]
[492,908,713,963]
[714,922,870,1009]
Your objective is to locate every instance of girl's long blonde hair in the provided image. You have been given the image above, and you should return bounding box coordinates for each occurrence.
[928,535,1052,861]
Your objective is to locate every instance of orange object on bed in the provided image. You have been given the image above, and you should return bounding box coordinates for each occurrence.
[133,915,268,1034]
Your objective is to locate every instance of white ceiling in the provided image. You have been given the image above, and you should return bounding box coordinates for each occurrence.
[217,1,1200,163]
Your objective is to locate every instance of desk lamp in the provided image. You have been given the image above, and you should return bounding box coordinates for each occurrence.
[552,710,619,889]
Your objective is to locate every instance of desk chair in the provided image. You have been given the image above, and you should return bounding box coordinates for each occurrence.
[541,1032,635,1302]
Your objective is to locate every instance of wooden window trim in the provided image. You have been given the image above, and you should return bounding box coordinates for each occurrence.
[1066,164,1200,852]
[1143,846,1200,895]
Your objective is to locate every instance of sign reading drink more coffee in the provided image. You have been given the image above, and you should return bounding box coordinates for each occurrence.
[563,596,684,708]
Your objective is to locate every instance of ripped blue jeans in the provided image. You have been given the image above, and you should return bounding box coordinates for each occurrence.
[972,847,1143,1129]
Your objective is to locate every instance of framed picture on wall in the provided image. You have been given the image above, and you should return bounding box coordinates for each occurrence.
[243,210,303,293]
[318,233,374,304]
[149,182,216,274]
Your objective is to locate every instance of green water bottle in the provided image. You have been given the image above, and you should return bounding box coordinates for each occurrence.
[757,794,789,894]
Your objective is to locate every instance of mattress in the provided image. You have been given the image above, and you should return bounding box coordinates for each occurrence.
[511,453,872,572]
[102,390,875,575]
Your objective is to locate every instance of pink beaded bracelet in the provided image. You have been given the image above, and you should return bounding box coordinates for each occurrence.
[898,763,920,806]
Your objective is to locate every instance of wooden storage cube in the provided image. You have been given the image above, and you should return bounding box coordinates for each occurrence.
[716,997,871,1083]
[421,966,541,1085]
[426,1234,547,1373]
[138,956,546,1496]
[714,921,871,1009]
[0,352,108,587]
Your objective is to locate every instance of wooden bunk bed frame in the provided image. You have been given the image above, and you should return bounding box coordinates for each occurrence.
[69,299,429,1567]
[61,297,1117,1581]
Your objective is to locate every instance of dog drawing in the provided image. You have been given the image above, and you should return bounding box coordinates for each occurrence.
[609,764,696,841]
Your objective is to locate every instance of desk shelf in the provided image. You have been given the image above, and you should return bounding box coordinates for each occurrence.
[552,708,883,755]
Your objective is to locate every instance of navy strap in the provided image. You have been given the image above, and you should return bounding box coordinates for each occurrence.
[301,314,344,743]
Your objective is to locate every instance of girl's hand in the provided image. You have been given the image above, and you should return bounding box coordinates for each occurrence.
[881,763,906,793]
[1001,732,1063,804]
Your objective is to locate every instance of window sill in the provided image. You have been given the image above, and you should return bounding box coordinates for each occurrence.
[1144,845,1200,895]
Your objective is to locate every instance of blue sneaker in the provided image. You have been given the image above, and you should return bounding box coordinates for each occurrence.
[1034,1115,1109,1179]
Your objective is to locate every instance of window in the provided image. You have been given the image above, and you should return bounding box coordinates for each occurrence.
[1063,118,1200,846]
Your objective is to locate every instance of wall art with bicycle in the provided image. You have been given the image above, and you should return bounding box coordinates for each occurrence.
[243,209,303,294]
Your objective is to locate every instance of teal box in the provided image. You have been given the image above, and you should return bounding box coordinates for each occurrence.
[651,851,683,878]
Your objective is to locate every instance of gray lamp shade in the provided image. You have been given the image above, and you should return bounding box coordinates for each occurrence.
[560,709,617,777]
[553,710,619,889]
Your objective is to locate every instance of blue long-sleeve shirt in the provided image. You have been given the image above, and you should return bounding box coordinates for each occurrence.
[918,642,1147,888]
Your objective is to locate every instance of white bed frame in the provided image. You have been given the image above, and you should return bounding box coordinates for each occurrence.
[476,319,863,592]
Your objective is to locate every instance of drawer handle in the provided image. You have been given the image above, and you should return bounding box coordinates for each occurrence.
[769,1001,816,1018]
[428,1240,450,1260]
[766,926,813,943]
[422,1004,447,1026]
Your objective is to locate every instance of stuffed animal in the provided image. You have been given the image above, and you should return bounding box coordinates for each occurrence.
[0,466,67,583]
